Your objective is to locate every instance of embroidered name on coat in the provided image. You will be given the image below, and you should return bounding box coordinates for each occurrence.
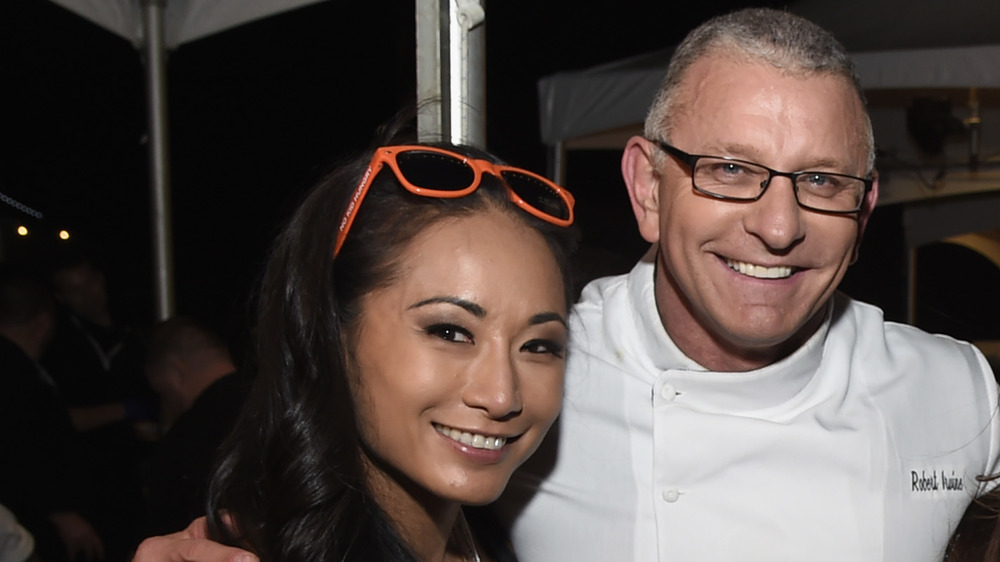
[910,469,965,493]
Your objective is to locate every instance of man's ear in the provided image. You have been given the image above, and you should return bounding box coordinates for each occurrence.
[622,136,662,244]
[851,170,880,264]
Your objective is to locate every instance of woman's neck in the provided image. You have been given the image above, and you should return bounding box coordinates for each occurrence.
[364,456,473,561]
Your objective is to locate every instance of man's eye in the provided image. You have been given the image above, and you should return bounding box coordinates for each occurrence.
[804,173,833,187]
[426,324,474,344]
[705,161,755,182]
[800,173,849,196]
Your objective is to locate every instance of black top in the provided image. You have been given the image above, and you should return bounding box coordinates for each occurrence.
[143,372,249,536]
[0,335,86,561]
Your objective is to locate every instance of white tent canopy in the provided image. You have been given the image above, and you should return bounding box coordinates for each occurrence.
[48,0,325,49]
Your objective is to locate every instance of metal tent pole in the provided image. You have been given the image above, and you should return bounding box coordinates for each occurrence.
[415,0,486,147]
[142,0,175,320]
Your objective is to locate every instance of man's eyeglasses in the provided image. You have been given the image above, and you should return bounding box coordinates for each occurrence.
[334,145,575,258]
[652,140,873,214]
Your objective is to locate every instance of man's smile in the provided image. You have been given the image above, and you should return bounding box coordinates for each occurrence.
[725,258,795,279]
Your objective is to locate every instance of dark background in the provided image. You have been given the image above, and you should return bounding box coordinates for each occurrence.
[0,0,995,354]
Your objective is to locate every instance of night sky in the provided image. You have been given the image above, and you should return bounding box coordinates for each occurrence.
[0,0,994,351]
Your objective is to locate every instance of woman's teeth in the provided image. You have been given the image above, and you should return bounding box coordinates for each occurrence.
[434,423,507,450]
[726,259,793,279]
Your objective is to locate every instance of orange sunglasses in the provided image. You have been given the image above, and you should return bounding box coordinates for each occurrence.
[334,145,575,257]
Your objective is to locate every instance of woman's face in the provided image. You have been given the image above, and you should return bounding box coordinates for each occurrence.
[351,209,568,509]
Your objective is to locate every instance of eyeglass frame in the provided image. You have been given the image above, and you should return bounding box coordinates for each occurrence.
[334,145,576,258]
[651,139,874,214]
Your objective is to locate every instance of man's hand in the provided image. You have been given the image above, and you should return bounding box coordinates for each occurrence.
[48,511,104,561]
[132,517,257,562]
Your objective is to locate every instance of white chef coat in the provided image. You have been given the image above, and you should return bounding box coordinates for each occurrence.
[498,259,1000,562]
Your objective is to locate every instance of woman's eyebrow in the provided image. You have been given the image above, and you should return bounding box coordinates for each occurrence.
[530,311,567,328]
[408,296,486,318]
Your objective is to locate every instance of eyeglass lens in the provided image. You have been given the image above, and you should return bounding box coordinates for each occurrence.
[696,159,862,211]
[502,172,571,221]
[396,151,475,192]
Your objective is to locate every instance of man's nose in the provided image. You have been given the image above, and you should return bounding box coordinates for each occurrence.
[742,176,806,251]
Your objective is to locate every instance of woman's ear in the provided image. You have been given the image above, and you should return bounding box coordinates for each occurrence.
[622,136,662,244]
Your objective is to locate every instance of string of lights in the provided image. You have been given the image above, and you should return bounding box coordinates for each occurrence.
[0,190,44,219]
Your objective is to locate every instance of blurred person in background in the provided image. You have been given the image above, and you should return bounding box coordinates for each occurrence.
[42,251,155,560]
[0,265,104,562]
[141,316,247,536]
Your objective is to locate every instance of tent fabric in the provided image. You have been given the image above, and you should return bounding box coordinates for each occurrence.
[538,48,671,148]
[48,0,326,49]
[790,0,1000,52]
[853,45,1000,90]
[538,45,1000,147]
[538,0,1000,148]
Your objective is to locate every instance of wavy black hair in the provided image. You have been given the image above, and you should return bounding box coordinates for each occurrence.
[205,133,577,561]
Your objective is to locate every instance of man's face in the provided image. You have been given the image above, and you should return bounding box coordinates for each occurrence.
[53,263,108,322]
[645,55,876,370]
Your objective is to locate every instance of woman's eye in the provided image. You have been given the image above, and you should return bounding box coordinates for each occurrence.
[426,324,474,344]
[521,339,565,358]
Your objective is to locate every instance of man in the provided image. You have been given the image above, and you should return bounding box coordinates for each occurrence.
[130,8,1000,561]
[141,317,247,536]
[43,254,153,432]
[0,267,105,562]
[497,7,999,561]
[41,253,156,560]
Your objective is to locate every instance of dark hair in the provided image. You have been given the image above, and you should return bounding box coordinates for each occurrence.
[945,476,1000,561]
[205,140,577,561]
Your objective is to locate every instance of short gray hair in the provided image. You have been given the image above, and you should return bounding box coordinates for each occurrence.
[644,8,875,173]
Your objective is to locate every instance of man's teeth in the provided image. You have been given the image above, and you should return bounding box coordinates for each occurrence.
[726,259,793,279]
[434,423,506,450]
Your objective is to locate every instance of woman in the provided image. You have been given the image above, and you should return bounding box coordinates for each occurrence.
[134,139,577,562]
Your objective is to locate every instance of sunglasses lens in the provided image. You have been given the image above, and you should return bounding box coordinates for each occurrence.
[502,171,571,221]
[395,150,475,192]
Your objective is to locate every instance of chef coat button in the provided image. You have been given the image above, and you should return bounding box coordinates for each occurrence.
[662,488,680,503]
[660,384,677,401]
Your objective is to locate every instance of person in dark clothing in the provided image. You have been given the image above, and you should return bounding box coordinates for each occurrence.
[41,254,155,561]
[44,254,154,432]
[141,317,247,536]
[0,266,104,562]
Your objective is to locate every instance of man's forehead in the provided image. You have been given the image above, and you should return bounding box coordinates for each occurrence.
[671,55,869,158]
[678,53,853,99]
[675,54,865,123]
